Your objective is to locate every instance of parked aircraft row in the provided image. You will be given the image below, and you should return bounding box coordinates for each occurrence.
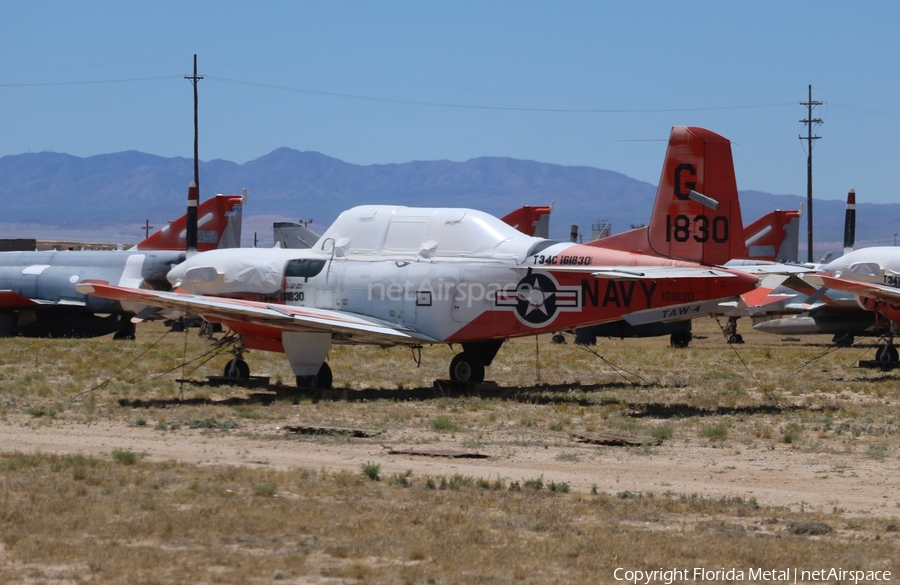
[74,126,769,387]
[0,187,243,338]
[6,124,899,389]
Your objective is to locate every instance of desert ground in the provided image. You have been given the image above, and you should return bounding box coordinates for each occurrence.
[1,317,898,583]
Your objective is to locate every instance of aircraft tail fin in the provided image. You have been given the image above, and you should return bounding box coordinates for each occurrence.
[137,194,244,251]
[501,205,552,238]
[647,126,746,265]
[843,188,856,253]
[742,209,801,262]
[273,221,320,249]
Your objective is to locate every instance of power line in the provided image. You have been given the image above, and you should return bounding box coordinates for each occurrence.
[0,76,180,87]
[205,75,796,113]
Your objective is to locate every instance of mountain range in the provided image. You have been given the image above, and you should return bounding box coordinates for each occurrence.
[0,148,893,253]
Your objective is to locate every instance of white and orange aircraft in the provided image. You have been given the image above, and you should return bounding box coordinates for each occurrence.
[77,127,758,387]
[803,247,900,362]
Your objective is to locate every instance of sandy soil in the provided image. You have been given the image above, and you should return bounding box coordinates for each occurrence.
[2,411,897,518]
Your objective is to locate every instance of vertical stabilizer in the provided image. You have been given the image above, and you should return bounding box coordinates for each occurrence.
[186,181,199,253]
[500,205,552,238]
[843,188,856,253]
[647,127,746,265]
[136,195,243,251]
[742,209,801,262]
[273,222,320,249]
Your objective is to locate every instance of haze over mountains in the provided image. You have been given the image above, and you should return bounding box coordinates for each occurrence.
[0,148,893,254]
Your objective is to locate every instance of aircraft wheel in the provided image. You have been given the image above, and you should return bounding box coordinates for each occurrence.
[728,333,744,344]
[550,333,566,345]
[670,331,692,348]
[876,344,898,363]
[223,358,250,379]
[449,352,485,384]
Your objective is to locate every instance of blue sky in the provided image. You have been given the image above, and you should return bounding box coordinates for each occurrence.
[2,1,899,205]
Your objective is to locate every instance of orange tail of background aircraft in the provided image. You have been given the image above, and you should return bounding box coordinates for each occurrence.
[741,209,801,263]
[500,205,552,238]
[137,193,244,251]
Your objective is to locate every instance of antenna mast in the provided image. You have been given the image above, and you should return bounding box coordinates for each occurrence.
[799,84,822,262]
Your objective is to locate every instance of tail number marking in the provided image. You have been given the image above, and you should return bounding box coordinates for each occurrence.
[665,214,729,243]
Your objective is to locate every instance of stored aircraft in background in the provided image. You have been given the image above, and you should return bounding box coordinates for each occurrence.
[78,126,759,388]
[749,189,887,346]
[0,185,243,339]
[798,246,900,361]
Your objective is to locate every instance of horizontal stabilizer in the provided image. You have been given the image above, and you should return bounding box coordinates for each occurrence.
[624,298,739,326]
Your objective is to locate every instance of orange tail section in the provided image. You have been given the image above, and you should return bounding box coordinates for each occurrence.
[501,205,552,238]
[137,195,244,251]
[646,126,746,265]
[742,209,801,262]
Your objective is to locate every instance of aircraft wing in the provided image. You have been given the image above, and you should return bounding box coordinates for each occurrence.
[0,290,86,308]
[807,275,900,304]
[721,261,814,275]
[75,281,437,345]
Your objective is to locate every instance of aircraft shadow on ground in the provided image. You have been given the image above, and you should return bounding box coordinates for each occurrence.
[119,380,635,409]
[116,380,819,418]
[625,402,812,419]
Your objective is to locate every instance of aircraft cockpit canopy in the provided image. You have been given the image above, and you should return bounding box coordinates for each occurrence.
[317,205,535,258]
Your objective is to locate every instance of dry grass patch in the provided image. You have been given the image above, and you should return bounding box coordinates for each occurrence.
[1,452,897,584]
[2,319,900,580]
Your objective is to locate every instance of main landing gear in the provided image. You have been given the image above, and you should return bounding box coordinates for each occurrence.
[722,317,744,344]
[872,318,900,364]
[448,340,504,384]
[220,333,334,389]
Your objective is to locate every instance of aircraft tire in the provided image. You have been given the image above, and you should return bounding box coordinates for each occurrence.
[449,352,485,384]
[670,331,692,348]
[728,334,744,344]
[224,358,250,379]
[876,344,898,364]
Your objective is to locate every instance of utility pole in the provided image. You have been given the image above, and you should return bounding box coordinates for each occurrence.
[141,220,154,239]
[184,54,203,252]
[799,84,822,262]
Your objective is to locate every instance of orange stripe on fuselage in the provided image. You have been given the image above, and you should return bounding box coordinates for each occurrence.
[447,260,757,343]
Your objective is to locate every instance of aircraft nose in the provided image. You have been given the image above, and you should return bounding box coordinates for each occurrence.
[167,262,187,286]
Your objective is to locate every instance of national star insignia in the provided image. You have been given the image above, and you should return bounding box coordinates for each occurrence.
[525,283,554,316]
